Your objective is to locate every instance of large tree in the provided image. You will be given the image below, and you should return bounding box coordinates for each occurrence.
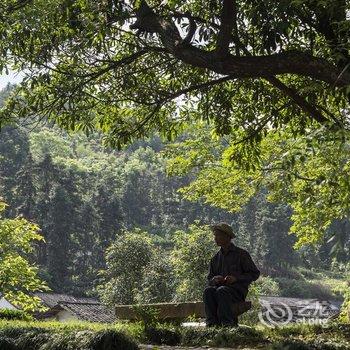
[0,0,348,144]
[0,0,349,247]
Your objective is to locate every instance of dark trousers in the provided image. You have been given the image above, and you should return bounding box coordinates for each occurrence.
[203,285,245,326]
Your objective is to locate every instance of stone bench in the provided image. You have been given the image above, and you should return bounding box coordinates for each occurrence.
[115,301,252,320]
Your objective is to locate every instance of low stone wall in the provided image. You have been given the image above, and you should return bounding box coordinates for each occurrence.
[115,301,251,320]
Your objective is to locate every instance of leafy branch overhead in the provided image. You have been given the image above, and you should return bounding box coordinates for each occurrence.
[165,124,350,247]
[0,0,349,248]
[0,0,348,146]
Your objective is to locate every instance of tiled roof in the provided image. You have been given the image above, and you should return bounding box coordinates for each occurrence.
[33,292,115,323]
[34,292,98,308]
[259,296,342,309]
[58,301,116,323]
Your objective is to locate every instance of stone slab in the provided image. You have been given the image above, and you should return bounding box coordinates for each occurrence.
[115,301,251,320]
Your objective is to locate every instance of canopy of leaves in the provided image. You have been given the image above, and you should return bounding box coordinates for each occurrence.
[0,1,349,248]
[0,201,48,311]
[0,0,348,148]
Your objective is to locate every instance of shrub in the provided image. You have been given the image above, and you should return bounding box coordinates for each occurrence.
[97,228,155,305]
[265,266,305,280]
[171,223,217,302]
[132,304,160,327]
[0,326,138,350]
[339,287,350,323]
[0,309,33,321]
[136,250,175,303]
[255,275,281,296]
[275,278,334,299]
[297,267,321,280]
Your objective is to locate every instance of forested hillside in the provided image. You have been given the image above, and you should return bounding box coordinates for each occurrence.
[0,85,348,299]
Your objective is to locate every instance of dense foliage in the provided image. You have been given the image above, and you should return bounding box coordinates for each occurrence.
[170,223,217,301]
[166,124,350,247]
[0,201,48,311]
[0,84,349,300]
[0,309,32,321]
[0,0,348,143]
[98,229,157,305]
[0,84,237,295]
[0,0,348,266]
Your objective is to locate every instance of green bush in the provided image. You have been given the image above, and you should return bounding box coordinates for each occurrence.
[97,229,155,305]
[275,277,334,299]
[297,267,321,280]
[0,309,33,321]
[170,223,217,302]
[136,251,176,304]
[0,326,139,350]
[255,276,281,296]
[267,267,305,280]
[340,287,350,323]
[132,304,160,327]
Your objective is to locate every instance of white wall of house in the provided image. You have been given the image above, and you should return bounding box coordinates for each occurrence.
[56,309,78,322]
[0,297,18,310]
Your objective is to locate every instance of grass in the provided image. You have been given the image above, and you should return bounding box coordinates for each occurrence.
[1,267,349,350]
[3,319,349,349]
[0,320,140,350]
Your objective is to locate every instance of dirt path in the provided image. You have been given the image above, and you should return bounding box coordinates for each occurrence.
[140,345,257,350]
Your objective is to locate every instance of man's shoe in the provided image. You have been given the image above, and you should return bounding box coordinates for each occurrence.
[206,322,219,327]
[222,322,238,328]
[221,317,239,328]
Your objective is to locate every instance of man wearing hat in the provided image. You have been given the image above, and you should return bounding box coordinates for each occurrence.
[204,222,260,327]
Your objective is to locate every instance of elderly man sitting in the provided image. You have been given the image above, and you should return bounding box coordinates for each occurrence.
[204,222,260,327]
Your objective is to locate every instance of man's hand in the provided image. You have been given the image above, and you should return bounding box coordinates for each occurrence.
[224,275,237,284]
[212,275,225,285]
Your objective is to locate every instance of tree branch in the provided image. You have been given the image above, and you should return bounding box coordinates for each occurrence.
[224,25,332,125]
[216,0,235,55]
[265,76,329,124]
[182,12,197,45]
[156,75,233,104]
[130,1,350,87]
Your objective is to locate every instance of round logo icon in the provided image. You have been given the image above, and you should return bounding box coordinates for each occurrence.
[258,301,293,328]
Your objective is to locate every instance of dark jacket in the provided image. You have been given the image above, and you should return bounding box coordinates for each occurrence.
[207,242,260,299]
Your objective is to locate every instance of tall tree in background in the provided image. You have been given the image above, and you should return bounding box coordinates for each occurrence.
[0,117,239,294]
[234,191,298,269]
[0,126,31,216]
[0,1,349,247]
